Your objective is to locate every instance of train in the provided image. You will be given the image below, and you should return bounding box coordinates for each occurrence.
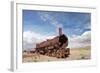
[35,27,70,58]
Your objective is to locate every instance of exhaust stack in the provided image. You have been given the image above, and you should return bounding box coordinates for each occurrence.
[58,27,63,36]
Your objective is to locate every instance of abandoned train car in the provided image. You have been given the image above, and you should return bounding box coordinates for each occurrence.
[35,27,70,58]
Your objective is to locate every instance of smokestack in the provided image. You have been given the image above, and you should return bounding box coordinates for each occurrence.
[59,27,63,36]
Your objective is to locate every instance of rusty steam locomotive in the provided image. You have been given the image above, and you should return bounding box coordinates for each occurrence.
[35,27,70,58]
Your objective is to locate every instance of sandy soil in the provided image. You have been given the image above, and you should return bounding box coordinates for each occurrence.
[22,46,91,63]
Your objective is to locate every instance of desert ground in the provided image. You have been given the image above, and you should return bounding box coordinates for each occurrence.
[22,46,91,63]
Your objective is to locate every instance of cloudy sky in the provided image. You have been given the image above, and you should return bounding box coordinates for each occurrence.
[23,10,91,50]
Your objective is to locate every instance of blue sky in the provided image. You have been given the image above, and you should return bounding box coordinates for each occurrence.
[23,10,91,37]
[23,10,91,49]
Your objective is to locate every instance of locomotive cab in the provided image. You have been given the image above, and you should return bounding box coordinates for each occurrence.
[59,34,68,47]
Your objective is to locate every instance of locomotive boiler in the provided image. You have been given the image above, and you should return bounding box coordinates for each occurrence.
[35,27,70,58]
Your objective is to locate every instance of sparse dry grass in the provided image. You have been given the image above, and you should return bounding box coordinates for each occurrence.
[22,46,91,63]
[66,46,91,60]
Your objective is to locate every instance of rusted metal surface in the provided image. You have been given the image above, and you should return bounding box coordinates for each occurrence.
[34,28,70,58]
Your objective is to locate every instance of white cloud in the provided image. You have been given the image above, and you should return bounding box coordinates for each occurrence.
[23,30,91,50]
[38,12,63,28]
[23,31,41,50]
[68,31,91,49]
[23,31,55,50]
